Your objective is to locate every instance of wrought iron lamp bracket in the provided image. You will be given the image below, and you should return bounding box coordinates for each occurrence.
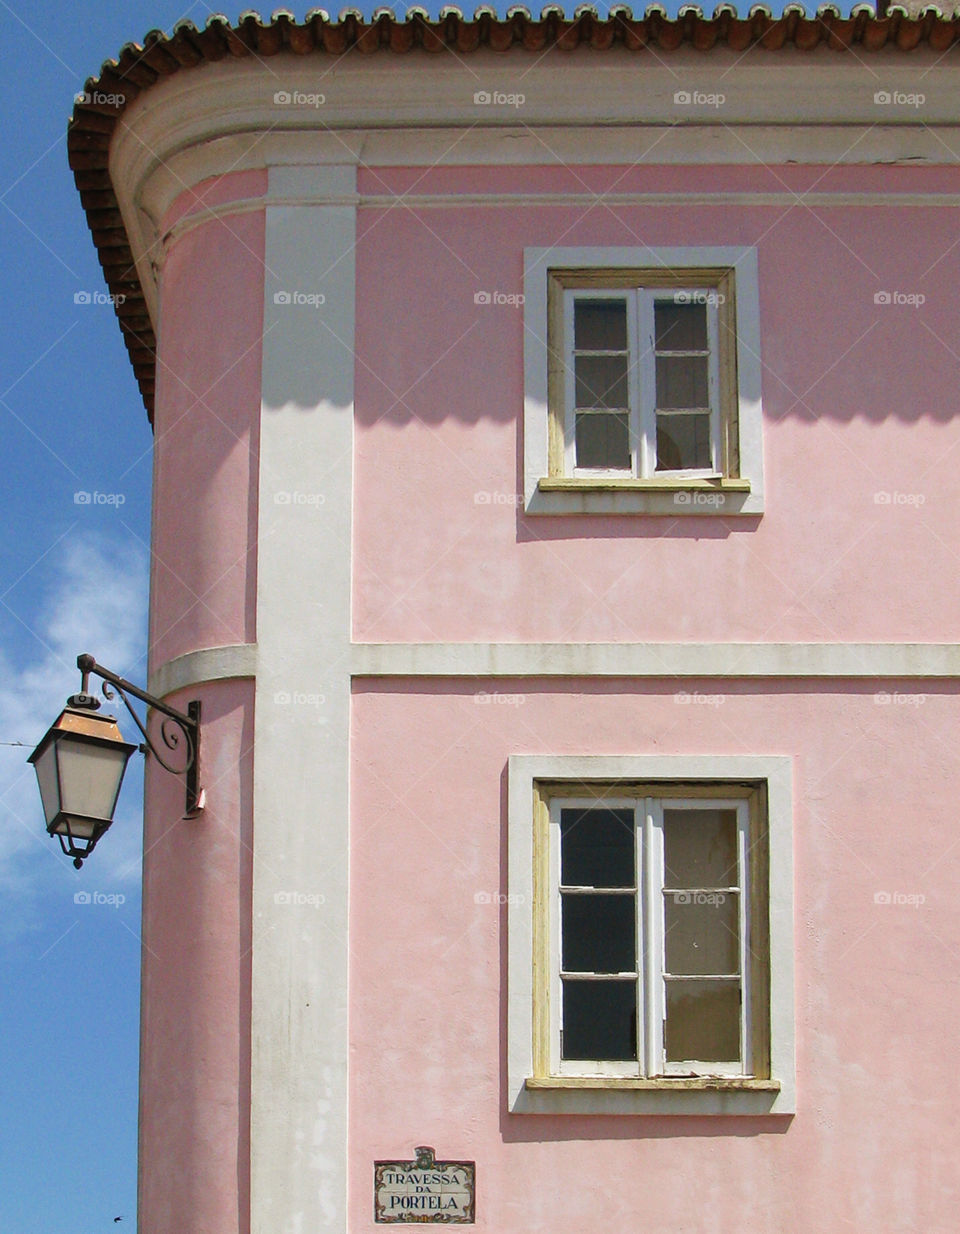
[73,653,203,816]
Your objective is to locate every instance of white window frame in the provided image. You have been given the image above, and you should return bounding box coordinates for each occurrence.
[564,288,723,481]
[523,246,765,517]
[550,795,751,1080]
[507,755,794,1116]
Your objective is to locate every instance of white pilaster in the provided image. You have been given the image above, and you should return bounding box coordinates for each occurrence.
[251,163,356,1233]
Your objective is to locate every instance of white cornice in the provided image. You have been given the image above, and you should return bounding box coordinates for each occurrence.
[108,48,960,324]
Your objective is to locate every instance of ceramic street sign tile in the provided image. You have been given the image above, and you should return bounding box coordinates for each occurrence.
[374,1146,475,1224]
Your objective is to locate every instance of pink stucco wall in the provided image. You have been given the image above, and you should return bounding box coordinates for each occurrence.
[349,680,960,1232]
[353,163,960,644]
[140,678,254,1234]
[150,175,265,669]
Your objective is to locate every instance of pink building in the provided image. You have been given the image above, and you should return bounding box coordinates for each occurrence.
[70,8,960,1232]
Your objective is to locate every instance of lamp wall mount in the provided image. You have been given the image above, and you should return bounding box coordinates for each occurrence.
[74,654,204,816]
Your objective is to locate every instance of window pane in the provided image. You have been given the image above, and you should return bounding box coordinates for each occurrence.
[656,413,712,471]
[663,808,738,888]
[560,807,635,887]
[576,412,631,469]
[655,354,708,409]
[664,891,739,975]
[562,979,637,1061]
[655,301,708,351]
[562,893,636,973]
[575,298,627,350]
[575,355,628,409]
[665,980,741,1063]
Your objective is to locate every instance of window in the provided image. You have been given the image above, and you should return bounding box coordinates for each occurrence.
[557,275,734,479]
[507,756,794,1115]
[523,247,764,516]
[548,792,762,1080]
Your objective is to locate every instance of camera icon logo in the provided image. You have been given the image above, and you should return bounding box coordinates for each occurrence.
[273,291,291,305]
[74,291,91,304]
[874,91,892,105]
[874,891,891,904]
[74,892,91,904]
[874,291,891,305]
[74,491,91,504]
[474,291,491,305]
[674,90,692,105]
[473,91,492,105]
[274,91,292,105]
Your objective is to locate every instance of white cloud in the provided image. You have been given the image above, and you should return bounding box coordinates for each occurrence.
[0,533,148,917]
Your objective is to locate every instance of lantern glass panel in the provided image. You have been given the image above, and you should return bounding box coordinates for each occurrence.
[57,737,131,823]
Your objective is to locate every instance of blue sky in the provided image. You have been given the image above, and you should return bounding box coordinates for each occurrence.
[0,0,837,1229]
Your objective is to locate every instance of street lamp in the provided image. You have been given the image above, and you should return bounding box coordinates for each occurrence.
[28,654,202,868]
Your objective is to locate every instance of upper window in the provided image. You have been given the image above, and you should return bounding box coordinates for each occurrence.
[555,273,736,480]
[523,247,764,517]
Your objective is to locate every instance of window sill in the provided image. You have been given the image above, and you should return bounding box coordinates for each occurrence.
[526,477,762,517]
[526,1076,780,1092]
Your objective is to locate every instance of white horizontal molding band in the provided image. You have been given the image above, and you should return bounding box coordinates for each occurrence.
[147,641,960,695]
[161,187,960,253]
[148,643,257,698]
[351,642,960,680]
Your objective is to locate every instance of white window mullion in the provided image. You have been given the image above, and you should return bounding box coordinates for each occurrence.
[636,292,657,479]
[562,290,577,476]
[626,291,642,479]
[738,803,751,1076]
[706,299,722,473]
[643,797,663,1077]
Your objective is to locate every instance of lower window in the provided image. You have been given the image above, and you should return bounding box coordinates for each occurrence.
[506,755,794,1114]
[548,791,765,1079]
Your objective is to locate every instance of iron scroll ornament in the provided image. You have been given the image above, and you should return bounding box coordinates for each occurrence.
[74,653,203,816]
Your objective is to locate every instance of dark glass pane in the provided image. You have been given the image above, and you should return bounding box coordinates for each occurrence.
[656,413,712,471]
[562,979,637,1061]
[665,980,741,1063]
[575,298,628,350]
[562,893,636,973]
[575,355,628,409]
[576,412,630,469]
[655,300,708,351]
[664,808,738,888]
[560,807,635,887]
[664,891,739,976]
[655,354,708,409]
